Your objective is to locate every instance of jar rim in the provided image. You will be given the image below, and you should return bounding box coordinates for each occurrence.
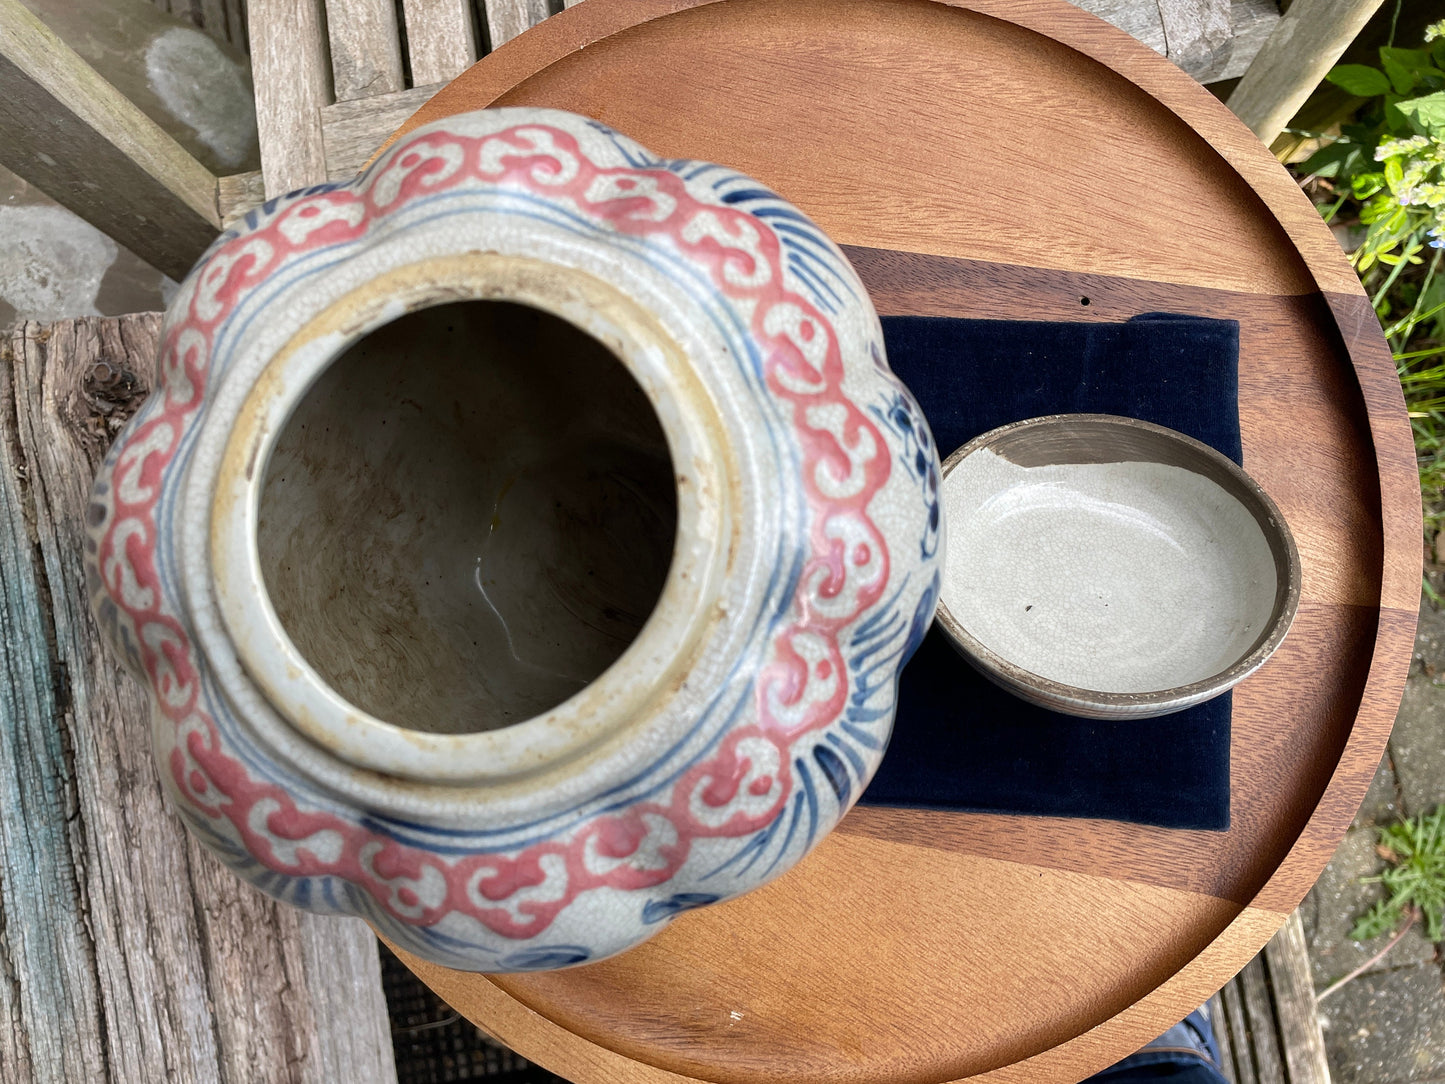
[201,253,736,787]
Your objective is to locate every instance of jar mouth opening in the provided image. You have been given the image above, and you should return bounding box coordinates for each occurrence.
[208,254,729,784]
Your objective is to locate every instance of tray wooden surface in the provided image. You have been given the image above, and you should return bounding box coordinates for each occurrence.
[376,1,1421,1081]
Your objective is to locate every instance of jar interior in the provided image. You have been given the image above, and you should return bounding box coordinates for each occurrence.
[256,299,678,734]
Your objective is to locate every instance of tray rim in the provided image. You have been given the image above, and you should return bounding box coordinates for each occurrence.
[377,1,1422,1080]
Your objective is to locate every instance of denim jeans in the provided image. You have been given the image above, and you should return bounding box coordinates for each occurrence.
[1083,1007,1229,1084]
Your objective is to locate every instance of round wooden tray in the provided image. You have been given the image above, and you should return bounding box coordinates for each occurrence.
[379,1,1421,1080]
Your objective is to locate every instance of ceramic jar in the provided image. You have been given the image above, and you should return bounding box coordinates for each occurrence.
[86,108,943,971]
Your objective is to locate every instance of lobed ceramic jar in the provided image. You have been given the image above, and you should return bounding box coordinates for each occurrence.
[86,108,943,971]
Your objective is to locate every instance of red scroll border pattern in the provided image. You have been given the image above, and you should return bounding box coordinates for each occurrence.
[93,124,892,942]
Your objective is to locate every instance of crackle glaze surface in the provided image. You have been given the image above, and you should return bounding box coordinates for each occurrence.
[85,109,942,971]
[942,450,1278,693]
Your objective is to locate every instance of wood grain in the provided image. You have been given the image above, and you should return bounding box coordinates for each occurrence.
[1074,0,1167,57]
[843,249,1395,610]
[1223,0,1279,83]
[217,168,265,227]
[357,1,1415,1079]
[401,0,478,86]
[0,0,220,280]
[386,0,1358,296]
[484,0,551,48]
[0,318,397,1084]
[321,83,445,180]
[1263,913,1331,1084]
[1225,0,1387,143]
[1209,991,1239,1083]
[1220,977,1258,1084]
[249,0,332,197]
[488,0,1309,294]
[1156,0,1233,82]
[1239,955,1286,1084]
[324,0,405,101]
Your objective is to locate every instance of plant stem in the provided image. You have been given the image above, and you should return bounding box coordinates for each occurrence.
[1388,249,1445,346]
[1316,908,1418,1004]
[1372,237,1424,310]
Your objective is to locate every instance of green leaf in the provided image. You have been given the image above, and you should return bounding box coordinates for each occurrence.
[1386,93,1410,133]
[1327,63,1392,97]
[1351,899,1403,941]
[1383,56,1418,95]
[1382,47,1437,93]
[1350,808,1445,946]
[1353,171,1387,199]
[1396,91,1445,136]
[1385,156,1406,190]
[1297,141,1365,180]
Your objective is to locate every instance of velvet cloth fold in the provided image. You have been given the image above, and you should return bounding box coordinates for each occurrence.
[859,313,1240,830]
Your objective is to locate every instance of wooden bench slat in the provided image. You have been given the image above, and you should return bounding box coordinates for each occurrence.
[325,0,406,102]
[0,317,399,1084]
[1226,0,1385,142]
[322,83,447,180]
[1209,992,1238,1083]
[0,0,220,281]
[1262,913,1332,1084]
[1220,974,1259,1084]
[1156,0,1233,82]
[0,334,112,1084]
[1239,955,1288,1084]
[250,0,332,196]
[485,0,552,48]
[217,169,266,227]
[402,0,478,87]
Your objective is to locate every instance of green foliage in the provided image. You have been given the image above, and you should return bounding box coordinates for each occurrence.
[1303,24,1445,275]
[1351,807,1445,943]
[1328,63,1392,98]
[1301,23,1445,542]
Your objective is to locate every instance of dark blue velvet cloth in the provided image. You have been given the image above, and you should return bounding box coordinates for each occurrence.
[858,313,1239,831]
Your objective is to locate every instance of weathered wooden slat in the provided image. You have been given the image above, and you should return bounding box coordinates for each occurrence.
[217,169,266,227]
[1238,955,1287,1084]
[1073,0,1166,56]
[0,317,398,1084]
[0,335,110,1084]
[1262,912,1332,1084]
[1218,0,1280,83]
[484,0,551,48]
[0,0,220,280]
[1220,976,1259,1084]
[1068,0,1277,83]
[1209,992,1239,1084]
[322,83,445,180]
[220,79,448,222]
[249,0,332,197]
[1226,0,1386,143]
[402,0,477,86]
[296,911,400,1080]
[325,0,406,102]
[1157,0,1234,82]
